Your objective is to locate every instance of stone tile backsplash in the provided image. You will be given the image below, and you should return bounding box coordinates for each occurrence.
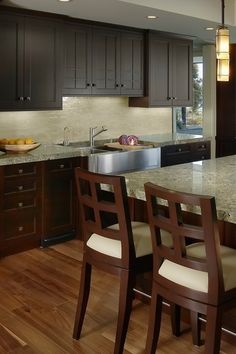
[0,97,172,143]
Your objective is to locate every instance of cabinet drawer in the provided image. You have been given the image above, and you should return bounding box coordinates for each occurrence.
[3,193,36,211]
[192,141,210,152]
[4,177,37,194]
[46,159,73,172]
[4,163,37,177]
[162,144,191,155]
[3,209,37,240]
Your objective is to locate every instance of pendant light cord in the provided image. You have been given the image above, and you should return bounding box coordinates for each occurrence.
[222,0,225,26]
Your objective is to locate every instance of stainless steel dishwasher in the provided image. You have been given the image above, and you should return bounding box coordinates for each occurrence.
[88,147,161,174]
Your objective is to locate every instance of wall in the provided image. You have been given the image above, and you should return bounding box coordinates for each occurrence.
[0,97,172,143]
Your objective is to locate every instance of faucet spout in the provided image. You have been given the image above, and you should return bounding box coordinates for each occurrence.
[89,126,108,147]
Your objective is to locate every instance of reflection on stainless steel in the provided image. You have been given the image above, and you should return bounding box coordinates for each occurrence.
[88,147,161,174]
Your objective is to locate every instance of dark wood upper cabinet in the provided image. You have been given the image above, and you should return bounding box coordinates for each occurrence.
[129,32,193,107]
[0,12,63,111]
[216,43,236,157]
[63,23,143,96]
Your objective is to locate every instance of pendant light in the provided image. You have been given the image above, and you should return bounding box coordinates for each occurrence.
[217,58,230,81]
[216,0,230,81]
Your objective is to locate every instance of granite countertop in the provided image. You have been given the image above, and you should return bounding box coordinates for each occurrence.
[121,155,236,224]
[138,133,211,146]
[0,144,94,166]
[0,133,212,167]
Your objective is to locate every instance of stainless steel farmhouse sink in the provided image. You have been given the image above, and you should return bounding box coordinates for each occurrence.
[88,147,161,174]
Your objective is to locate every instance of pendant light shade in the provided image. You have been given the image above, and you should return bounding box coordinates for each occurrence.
[216,26,230,59]
[216,0,230,81]
[217,58,230,81]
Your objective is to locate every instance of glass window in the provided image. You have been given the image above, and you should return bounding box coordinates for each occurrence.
[173,56,203,135]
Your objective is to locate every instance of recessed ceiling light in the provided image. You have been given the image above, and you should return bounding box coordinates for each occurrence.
[58,0,72,2]
[205,27,214,31]
[146,15,158,19]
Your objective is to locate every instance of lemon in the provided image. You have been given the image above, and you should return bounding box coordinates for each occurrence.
[8,138,16,145]
[15,138,25,145]
[24,137,34,144]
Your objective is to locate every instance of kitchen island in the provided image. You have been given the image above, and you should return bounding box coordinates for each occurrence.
[122,154,236,339]
[122,154,236,247]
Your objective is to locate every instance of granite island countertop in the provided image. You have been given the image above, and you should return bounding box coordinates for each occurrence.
[121,155,236,224]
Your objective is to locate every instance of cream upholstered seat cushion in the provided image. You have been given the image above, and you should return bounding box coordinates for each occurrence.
[86,222,172,259]
[158,242,236,293]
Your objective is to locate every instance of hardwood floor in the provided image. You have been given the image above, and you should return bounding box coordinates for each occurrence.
[0,240,235,353]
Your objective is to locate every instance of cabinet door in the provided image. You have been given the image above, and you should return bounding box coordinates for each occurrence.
[0,13,62,111]
[0,14,24,110]
[120,31,143,96]
[172,39,193,106]
[149,36,172,106]
[91,28,120,94]
[63,24,92,95]
[43,159,76,244]
[23,17,63,109]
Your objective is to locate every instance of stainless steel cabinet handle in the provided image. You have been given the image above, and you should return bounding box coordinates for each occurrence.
[59,164,64,169]
[18,169,23,174]
[18,226,23,232]
[18,202,23,207]
[18,96,24,101]
[18,185,23,191]
[25,96,31,101]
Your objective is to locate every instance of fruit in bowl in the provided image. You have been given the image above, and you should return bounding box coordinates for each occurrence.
[0,137,40,153]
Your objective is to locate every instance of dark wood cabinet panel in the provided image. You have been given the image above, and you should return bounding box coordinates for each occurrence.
[0,12,63,111]
[42,158,81,246]
[120,31,143,96]
[63,24,92,95]
[0,162,42,256]
[216,44,236,157]
[129,32,192,107]
[161,141,210,167]
[63,23,144,96]
[92,28,120,95]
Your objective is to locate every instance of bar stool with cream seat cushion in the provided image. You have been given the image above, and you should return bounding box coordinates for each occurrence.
[144,182,236,354]
[73,168,172,354]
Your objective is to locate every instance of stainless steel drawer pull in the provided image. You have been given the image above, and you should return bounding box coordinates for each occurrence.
[18,226,23,232]
[178,148,182,152]
[18,169,23,174]
[59,164,64,169]
[18,202,23,207]
[201,145,205,148]
[18,185,23,191]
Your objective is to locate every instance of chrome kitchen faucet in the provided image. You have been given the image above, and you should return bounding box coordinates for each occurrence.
[89,126,107,147]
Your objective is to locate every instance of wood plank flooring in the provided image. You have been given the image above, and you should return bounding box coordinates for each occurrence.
[0,240,235,353]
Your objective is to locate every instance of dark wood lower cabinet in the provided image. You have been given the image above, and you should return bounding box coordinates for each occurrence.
[42,158,77,247]
[161,140,211,167]
[0,162,42,256]
[0,157,89,256]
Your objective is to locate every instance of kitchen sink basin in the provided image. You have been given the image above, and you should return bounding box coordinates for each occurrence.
[88,147,161,174]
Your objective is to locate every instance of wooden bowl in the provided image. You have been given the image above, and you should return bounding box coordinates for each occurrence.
[0,142,41,154]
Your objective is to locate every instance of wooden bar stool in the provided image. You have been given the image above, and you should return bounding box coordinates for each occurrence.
[144,182,236,354]
[73,168,173,354]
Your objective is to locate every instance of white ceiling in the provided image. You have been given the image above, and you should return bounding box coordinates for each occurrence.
[2,0,236,49]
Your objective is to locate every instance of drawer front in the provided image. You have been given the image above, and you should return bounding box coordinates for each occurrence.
[4,177,37,194]
[3,209,37,240]
[4,163,37,177]
[46,159,73,172]
[3,193,36,211]
[162,143,191,155]
[192,141,210,152]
